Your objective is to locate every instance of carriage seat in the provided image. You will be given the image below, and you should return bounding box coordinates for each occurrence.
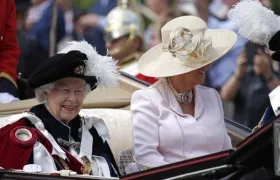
[0,108,134,175]
[80,109,135,175]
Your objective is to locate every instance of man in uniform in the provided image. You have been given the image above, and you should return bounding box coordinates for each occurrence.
[104,1,157,84]
[0,0,20,104]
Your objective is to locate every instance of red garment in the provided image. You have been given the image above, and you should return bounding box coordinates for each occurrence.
[136,73,158,84]
[0,120,34,169]
[0,0,20,85]
[0,119,84,173]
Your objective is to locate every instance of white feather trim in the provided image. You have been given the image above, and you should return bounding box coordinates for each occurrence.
[59,40,119,88]
[228,0,280,45]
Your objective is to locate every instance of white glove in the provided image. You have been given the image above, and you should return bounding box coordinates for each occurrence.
[60,170,77,176]
[0,93,19,104]
[23,164,43,173]
[125,163,140,174]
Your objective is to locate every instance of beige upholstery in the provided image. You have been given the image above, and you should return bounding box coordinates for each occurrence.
[0,74,247,164]
[0,88,131,117]
[81,109,133,165]
[227,129,246,147]
[0,75,143,165]
[0,107,245,161]
[79,109,245,163]
[0,108,133,165]
[0,75,146,117]
[0,97,131,117]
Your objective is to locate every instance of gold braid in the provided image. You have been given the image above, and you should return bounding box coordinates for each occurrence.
[80,156,93,175]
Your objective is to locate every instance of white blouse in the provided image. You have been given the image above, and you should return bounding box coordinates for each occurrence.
[131,79,232,167]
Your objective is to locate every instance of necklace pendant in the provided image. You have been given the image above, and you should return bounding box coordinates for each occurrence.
[181,91,193,104]
[167,78,193,104]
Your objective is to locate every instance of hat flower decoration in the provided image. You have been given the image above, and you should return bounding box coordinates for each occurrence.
[138,16,237,77]
[167,27,213,67]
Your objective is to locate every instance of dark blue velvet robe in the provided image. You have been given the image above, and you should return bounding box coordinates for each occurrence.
[29,104,119,177]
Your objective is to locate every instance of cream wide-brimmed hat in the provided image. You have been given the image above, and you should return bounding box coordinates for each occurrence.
[138,16,237,77]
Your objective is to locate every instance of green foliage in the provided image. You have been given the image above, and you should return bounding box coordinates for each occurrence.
[272,0,280,15]
[72,0,96,11]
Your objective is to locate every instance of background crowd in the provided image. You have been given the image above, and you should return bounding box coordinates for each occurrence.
[6,0,280,130]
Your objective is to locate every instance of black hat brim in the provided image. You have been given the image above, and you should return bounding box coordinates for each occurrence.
[269,31,280,51]
[268,30,280,61]
[28,51,98,90]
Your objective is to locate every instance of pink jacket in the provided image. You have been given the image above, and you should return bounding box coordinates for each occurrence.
[131,79,232,167]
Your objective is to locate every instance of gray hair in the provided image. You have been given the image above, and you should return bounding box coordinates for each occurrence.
[34,83,55,103]
[34,81,91,103]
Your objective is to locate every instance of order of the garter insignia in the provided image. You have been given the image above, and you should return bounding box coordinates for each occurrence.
[74,65,84,75]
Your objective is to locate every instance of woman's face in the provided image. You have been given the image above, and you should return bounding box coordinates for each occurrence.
[175,63,212,88]
[45,78,86,123]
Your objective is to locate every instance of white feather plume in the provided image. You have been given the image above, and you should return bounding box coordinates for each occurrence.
[228,0,280,45]
[59,40,119,88]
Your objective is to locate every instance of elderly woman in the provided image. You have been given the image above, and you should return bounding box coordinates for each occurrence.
[131,16,237,169]
[0,40,119,177]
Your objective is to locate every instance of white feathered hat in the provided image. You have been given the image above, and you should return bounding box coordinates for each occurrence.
[228,0,280,60]
[28,40,119,90]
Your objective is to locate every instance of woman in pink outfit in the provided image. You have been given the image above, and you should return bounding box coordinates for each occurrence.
[131,16,237,169]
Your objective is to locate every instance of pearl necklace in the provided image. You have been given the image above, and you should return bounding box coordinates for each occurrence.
[167,78,193,104]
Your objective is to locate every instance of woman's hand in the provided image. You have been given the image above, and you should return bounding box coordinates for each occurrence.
[23,164,42,173]
[220,50,247,100]
[253,49,273,79]
[235,50,247,79]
